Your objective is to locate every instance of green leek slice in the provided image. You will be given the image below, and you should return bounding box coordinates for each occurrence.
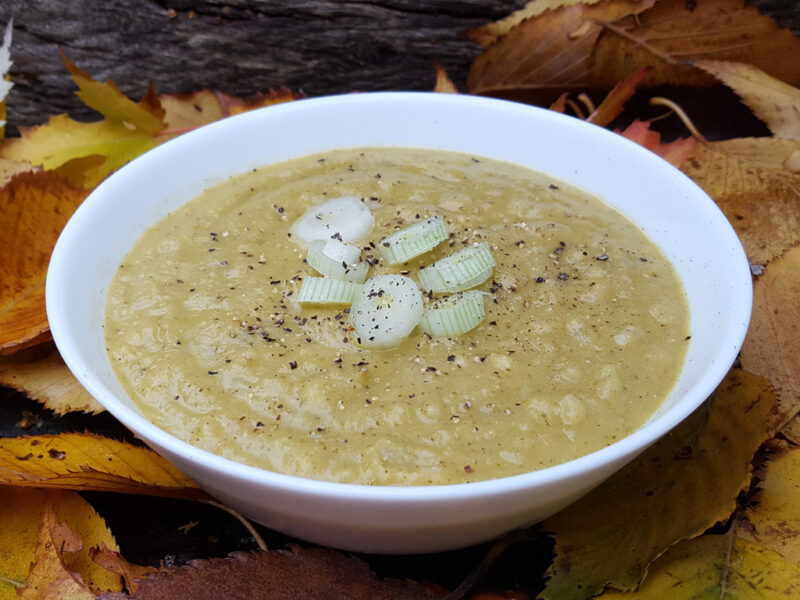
[377,216,448,265]
[418,243,495,292]
[307,239,369,283]
[420,291,485,338]
[297,277,362,306]
[350,275,423,348]
[291,196,374,243]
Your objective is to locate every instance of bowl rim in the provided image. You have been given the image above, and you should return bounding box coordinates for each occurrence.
[46,91,752,502]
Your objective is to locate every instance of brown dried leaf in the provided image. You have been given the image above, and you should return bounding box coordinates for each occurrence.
[17,505,98,600]
[468,0,606,48]
[433,62,459,94]
[467,0,655,100]
[617,119,697,167]
[740,245,800,436]
[591,0,800,89]
[0,172,88,354]
[0,349,104,415]
[99,546,438,600]
[680,138,800,265]
[694,60,800,141]
[541,369,776,599]
[89,546,152,596]
[0,433,205,499]
[468,0,800,100]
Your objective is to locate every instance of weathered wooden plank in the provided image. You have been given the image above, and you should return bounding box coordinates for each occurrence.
[0,0,798,128]
[0,0,525,127]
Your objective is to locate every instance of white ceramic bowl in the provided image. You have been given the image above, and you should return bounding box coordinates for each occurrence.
[46,92,751,554]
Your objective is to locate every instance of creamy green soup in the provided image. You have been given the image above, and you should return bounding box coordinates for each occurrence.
[105,148,689,485]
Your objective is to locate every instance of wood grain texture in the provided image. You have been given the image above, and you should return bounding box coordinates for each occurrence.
[0,0,798,127]
[0,0,525,127]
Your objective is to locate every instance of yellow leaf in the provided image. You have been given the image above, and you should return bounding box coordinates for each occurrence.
[540,369,776,599]
[600,448,800,598]
[0,349,104,415]
[680,138,800,265]
[0,488,121,600]
[0,433,204,499]
[695,61,800,141]
[0,115,161,188]
[60,51,164,135]
[741,245,800,436]
[739,448,800,564]
[598,533,800,599]
[16,505,96,600]
[433,62,459,94]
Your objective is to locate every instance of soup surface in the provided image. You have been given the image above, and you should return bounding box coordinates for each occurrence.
[105,148,689,485]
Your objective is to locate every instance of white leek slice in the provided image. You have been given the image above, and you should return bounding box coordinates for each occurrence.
[307,239,369,283]
[377,216,448,265]
[350,275,423,348]
[297,277,362,305]
[418,243,495,292]
[291,196,374,243]
[420,291,485,338]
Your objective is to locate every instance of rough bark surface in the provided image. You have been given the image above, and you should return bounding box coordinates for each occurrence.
[1,1,798,127]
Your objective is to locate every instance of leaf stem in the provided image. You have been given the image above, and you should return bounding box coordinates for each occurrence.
[197,499,268,551]
[0,575,25,588]
[648,97,708,144]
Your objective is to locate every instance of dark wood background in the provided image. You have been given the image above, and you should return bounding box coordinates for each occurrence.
[2,1,798,130]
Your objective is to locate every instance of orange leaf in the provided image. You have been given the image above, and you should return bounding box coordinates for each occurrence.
[586,68,647,126]
[0,433,205,499]
[16,505,96,600]
[0,172,87,354]
[549,92,568,113]
[617,120,696,167]
[218,88,303,117]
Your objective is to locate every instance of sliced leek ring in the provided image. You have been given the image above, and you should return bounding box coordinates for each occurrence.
[350,275,423,348]
[418,243,495,292]
[377,216,448,265]
[297,277,362,306]
[291,196,374,243]
[420,290,485,338]
[307,239,369,283]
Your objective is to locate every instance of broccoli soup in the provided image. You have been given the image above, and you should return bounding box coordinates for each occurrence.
[105,148,689,486]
